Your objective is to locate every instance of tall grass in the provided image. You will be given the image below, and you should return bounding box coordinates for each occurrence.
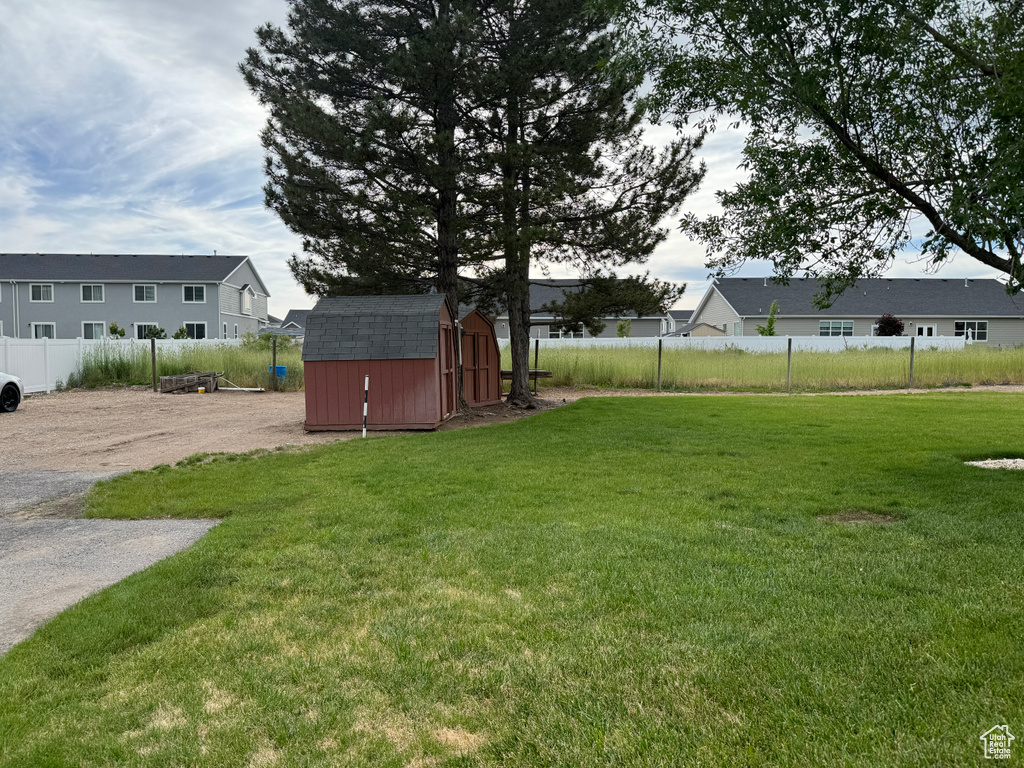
[504,344,1024,391]
[63,340,304,391]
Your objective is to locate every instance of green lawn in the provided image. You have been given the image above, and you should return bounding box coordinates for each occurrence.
[2,394,1022,766]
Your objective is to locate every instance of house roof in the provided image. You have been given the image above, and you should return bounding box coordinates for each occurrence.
[302,295,450,362]
[707,277,1024,317]
[281,309,312,329]
[495,279,668,318]
[0,253,259,284]
[669,309,694,323]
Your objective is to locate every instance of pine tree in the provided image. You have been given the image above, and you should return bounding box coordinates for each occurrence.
[464,0,704,406]
[240,0,481,311]
[242,0,703,408]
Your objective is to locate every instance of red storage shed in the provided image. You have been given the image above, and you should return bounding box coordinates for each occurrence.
[460,309,502,407]
[303,295,458,431]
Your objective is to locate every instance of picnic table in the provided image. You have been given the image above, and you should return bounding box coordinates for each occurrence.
[500,369,552,381]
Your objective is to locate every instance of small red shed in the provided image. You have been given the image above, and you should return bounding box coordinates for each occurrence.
[303,295,458,431]
[459,309,502,407]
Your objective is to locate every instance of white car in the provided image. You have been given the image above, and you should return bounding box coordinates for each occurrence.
[1,372,23,412]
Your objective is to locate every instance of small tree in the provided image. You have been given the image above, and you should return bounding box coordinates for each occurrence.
[616,319,633,338]
[875,313,905,336]
[172,327,190,340]
[144,326,167,340]
[108,322,126,338]
[756,300,779,336]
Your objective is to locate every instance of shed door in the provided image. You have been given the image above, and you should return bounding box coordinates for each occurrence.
[439,324,457,418]
[476,333,494,403]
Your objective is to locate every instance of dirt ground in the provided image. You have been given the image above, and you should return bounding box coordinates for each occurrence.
[2,386,573,473]
[6,383,1022,473]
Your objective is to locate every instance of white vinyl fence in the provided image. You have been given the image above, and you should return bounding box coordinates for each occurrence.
[0,337,243,394]
[501,335,966,353]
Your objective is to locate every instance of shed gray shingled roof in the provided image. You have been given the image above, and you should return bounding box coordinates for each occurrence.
[302,295,448,361]
[713,277,1024,317]
[0,253,251,282]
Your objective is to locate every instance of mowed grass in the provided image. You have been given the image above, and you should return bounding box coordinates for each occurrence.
[63,340,304,391]
[2,394,1023,766]
[509,344,1024,391]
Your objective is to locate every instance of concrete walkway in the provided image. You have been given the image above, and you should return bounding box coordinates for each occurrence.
[0,518,217,654]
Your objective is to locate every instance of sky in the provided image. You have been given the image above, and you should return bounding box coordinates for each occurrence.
[0,1,1007,316]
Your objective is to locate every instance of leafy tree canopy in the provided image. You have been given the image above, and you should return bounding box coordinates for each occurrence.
[543,274,683,336]
[615,0,1024,304]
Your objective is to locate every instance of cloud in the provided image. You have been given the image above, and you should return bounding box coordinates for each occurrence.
[1,1,1007,317]
[0,0,310,311]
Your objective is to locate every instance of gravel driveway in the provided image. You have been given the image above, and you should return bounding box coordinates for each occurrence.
[0,519,217,654]
[0,470,117,517]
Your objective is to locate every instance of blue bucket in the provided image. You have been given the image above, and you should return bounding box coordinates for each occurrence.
[269,365,287,378]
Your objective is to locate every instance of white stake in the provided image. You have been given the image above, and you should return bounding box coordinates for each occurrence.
[362,375,369,438]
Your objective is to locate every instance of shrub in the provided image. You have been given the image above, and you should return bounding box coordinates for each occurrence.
[875,313,905,336]
[756,300,779,336]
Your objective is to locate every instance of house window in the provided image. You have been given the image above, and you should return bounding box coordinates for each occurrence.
[32,322,56,339]
[184,322,207,340]
[223,323,228,339]
[550,329,583,339]
[81,285,104,303]
[30,284,54,302]
[242,290,253,315]
[819,320,853,337]
[134,284,157,303]
[954,320,988,341]
[82,322,105,340]
[136,323,160,339]
[183,285,205,303]
[916,324,936,338]
[233,324,238,339]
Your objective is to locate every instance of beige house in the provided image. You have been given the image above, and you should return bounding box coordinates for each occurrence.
[492,279,673,339]
[691,277,1024,345]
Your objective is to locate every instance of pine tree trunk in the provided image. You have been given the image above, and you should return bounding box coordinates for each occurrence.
[506,251,534,408]
[504,99,535,408]
[435,0,468,410]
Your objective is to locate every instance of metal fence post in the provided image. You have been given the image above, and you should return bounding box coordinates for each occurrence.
[657,338,663,391]
[786,337,793,393]
[533,338,539,395]
[43,336,50,393]
[908,336,915,388]
[272,336,278,392]
[151,338,158,392]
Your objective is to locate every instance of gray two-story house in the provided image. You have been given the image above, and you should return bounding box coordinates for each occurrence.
[0,253,270,340]
[493,279,674,339]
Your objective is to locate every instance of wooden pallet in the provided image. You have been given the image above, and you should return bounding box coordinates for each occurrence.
[159,372,221,394]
